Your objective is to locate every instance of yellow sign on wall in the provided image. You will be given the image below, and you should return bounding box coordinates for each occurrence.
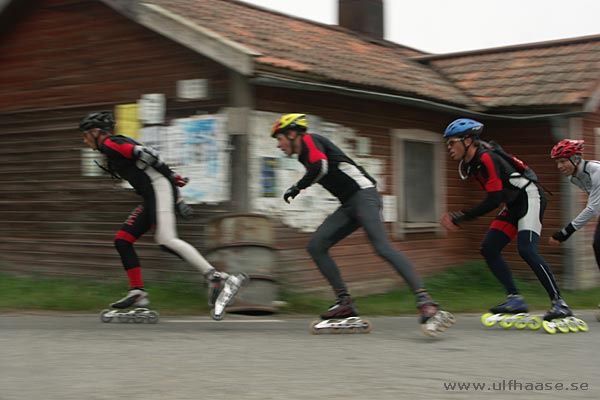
[115,104,141,140]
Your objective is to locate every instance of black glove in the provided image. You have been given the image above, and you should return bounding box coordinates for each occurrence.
[552,223,576,242]
[449,211,466,225]
[176,199,194,220]
[283,185,300,204]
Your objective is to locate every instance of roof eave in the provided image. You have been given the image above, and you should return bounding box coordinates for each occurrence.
[252,74,585,121]
[101,0,261,75]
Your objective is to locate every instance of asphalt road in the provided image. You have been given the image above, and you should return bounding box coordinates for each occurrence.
[1,311,598,400]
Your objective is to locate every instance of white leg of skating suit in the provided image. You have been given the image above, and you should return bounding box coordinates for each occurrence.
[149,172,214,275]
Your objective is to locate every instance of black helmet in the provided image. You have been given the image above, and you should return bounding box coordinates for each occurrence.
[79,111,115,132]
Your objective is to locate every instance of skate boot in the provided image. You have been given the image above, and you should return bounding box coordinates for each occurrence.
[207,271,225,307]
[417,292,456,337]
[481,295,541,330]
[310,296,371,334]
[210,273,249,321]
[542,299,588,334]
[100,289,159,324]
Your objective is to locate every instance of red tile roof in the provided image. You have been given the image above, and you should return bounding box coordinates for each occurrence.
[415,35,600,108]
[144,0,476,107]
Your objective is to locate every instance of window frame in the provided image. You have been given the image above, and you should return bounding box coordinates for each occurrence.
[392,129,446,239]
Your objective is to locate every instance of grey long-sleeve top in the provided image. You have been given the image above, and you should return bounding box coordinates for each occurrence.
[570,160,600,230]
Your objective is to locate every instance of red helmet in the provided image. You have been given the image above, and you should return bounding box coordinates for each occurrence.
[551,139,584,159]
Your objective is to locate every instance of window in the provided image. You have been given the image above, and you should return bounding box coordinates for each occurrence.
[393,129,446,237]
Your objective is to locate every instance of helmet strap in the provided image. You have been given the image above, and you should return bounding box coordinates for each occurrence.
[458,135,475,179]
[286,131,298,155]
[568,156,581,172]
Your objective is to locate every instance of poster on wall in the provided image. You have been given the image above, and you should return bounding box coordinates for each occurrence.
[115,104,141,140]
[249,111,386,232]
[261,157,279,197]
[139,115,230,204]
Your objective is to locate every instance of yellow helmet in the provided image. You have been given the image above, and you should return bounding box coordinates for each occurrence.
[271,113,308,137]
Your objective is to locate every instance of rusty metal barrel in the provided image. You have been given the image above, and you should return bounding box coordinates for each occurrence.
[205,213,278,314]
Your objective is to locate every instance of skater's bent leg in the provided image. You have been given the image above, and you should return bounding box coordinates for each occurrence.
[517,230,561,301]
[154,211,215,275]
[152,179,215,276]
[480,228,519,295]
[353,188,424,291]
[115,204,151,289]
[115,235,144,289]
[308,207,360,298]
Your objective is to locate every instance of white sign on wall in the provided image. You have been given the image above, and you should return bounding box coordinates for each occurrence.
[249,111,385,231]
[139,114,230,204]
[177,79,208,100]
[138,93,166,124]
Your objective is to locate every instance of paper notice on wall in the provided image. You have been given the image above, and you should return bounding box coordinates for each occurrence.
[171,115,230,203]
[261,157,279,198]
[115,104,141,140]
[138,115,230,204]
[138,93,166,125]
[382,195,397,222]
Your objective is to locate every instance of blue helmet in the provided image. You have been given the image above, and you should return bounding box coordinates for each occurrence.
[444,118,483,138]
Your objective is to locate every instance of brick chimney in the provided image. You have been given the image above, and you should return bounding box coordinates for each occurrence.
[338,0,384,40]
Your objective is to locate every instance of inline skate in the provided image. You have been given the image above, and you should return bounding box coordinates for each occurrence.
[210,273,249,321]
[542,299,588,334]
[480,295,541,330]
[100,288,159,324]
[310,296,372,334]
[417,294,456,337]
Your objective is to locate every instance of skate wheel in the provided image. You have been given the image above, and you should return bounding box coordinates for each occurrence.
[596,310,600,322]
[310,320,322,335]
[211,308,224,321]
[542,320,557,334]
[118,315,131,323]
[576,318,589,332]
[499,315,514,329]
[330,327,342,334]
[359,319,372,334]
[100,309,113,323]
[566,319,579,333]
[556,320,570,334]
[134,316,145,323]
[481,313,496,327]
[527,316,542,330]
[147,311,159,324]
[444,312,456,326]
[514,316,527,329]
[421,324,437,337]
[439,311,455,328]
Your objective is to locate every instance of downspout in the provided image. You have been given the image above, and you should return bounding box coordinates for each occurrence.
[550,117,578,289]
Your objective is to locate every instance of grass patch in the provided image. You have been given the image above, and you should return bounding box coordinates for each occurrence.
[0,274,210,315]
[1,262,599,315]
[352,262,600,314]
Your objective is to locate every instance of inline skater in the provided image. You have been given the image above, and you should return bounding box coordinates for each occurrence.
[271,113,455,336]
[79,111,246,322]
[550,139,600,322]
[441,118,580,333]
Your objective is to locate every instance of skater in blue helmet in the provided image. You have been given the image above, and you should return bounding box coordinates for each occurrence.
[272,113,455,335]
[80,111,247,322]
[441,118,573,325]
